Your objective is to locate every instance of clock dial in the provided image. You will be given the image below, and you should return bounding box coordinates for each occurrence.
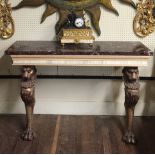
[74,18,84,28]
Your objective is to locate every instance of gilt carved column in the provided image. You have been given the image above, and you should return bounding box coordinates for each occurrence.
[122,67,140,144]
[20,66,37,141]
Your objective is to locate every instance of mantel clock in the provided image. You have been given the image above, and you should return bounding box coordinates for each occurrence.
[57,12,95,44]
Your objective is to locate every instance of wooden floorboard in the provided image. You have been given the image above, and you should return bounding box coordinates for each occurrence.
[0,115,57,154]
[134,117,155,154]
[0,115,155,154]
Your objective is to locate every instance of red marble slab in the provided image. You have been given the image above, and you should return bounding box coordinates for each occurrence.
[5,41,153,56]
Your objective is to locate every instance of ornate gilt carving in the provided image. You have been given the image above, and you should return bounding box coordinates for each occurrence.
[0,0,14,39]
[122,67,140,144]
[133,0,155,37]
[59,28,95,44]
[21,66,37,141]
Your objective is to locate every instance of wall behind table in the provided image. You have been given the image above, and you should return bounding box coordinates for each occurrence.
[0,0,155,115]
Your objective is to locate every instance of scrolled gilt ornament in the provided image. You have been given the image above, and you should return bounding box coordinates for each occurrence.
[133,0,155,37]
[0,0,14,39]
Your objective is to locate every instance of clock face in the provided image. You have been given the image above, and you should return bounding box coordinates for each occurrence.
[74,18,84,28]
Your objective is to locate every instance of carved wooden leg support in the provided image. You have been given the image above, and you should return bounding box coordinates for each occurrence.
[122,67,140,144]
[20,66,37,141]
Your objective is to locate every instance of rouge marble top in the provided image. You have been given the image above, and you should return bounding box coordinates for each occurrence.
[5,41,153,56]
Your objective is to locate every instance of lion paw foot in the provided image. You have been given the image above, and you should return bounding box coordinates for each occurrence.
[122,131,136,144]
[21,128,36,141]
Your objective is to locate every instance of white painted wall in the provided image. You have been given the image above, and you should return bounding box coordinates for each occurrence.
[0,0,155,115]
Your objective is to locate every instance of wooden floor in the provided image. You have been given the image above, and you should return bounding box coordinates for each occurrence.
[0,115,155,154]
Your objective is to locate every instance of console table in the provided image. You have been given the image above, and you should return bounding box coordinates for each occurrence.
[5,41,153,144]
